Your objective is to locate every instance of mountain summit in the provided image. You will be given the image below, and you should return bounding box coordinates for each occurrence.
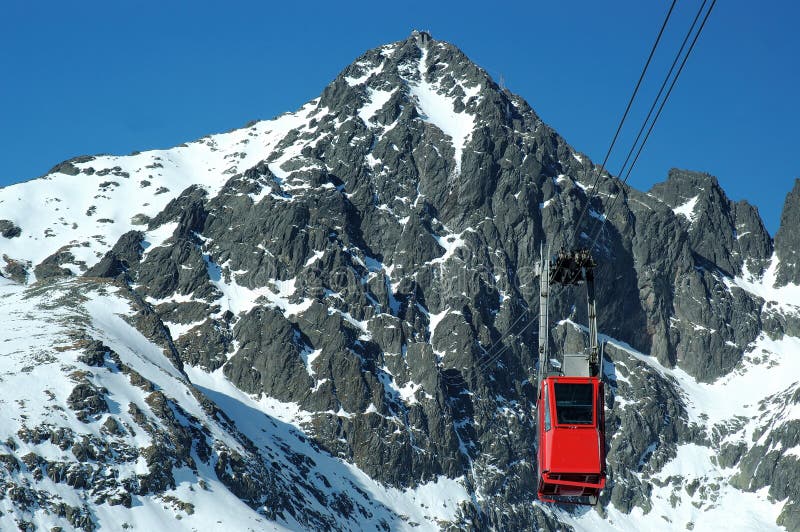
[1,32,799,530]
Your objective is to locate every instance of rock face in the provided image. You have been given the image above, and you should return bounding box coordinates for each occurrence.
[775,178,800,286]
[0,219,21,238]
[1,30,799,530]
[649,168,773,277]
[641,169,770,380]
[85,230,144,279]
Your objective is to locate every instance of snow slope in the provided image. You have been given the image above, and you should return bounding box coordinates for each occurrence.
[0,277,472,530]
[409,45,476,176]
[0,279,282,530]
[0,101,320,280]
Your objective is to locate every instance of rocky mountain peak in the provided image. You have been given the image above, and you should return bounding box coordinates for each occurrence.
[775,177,800,285]
[653,167,719,200]
[319,31,540,189]
[649,168,723,220]
[650,168,772,276]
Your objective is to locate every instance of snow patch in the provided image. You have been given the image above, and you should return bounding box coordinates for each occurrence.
[203,254,312,317]
[430,230,467,265]
[359,88,394,124]
[300,347,322,377]
[673,195,699,222]
[605,333,800,428]
[409,46,475,175]
[345,61,384,86]
[724,254,800,315]
[589,208,606,221]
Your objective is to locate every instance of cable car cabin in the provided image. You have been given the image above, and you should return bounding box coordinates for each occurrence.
[536,246,606,505]
[536,375,606,505]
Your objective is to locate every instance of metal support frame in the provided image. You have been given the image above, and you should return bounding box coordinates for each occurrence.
[584,265,600,377]
[537,243,550,387]
[539,246,600,379]
[536,242,605,508]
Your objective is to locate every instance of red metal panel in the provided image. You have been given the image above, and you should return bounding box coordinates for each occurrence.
[536,376,606,506]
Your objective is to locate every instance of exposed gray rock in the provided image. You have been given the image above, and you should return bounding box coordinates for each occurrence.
[650,168,772,277]
[2,254,29,283]
[733,200,773,275]
[34,249,77,280]
[727,386,800,529]
[155,300,214,325]
[225,307,312,401]
[67,381,109,422]
[775,178,800,286]
[84,230,144,278]
[174,318,232,371]
[76,340,110,367]
[146,185,208,230]
[47,155,95,176]
[0,219,21,238]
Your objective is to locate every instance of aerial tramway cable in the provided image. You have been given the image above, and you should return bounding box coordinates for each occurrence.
[472,251,580,376]
[473,253,588,378]
[530,2,716,504]
[588,0,717,249]
[441,0,716,385]
[539,0,716,377]
[474,310,540,375]
[569,0,678,246]
[536,0,692,378]
[611,0,709,189]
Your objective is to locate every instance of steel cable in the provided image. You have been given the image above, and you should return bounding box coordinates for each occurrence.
[439,0,717,386]
[589,0,717,249]
[569,0,678,247]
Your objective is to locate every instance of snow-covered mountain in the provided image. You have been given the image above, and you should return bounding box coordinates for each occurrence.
[1,30,799,530]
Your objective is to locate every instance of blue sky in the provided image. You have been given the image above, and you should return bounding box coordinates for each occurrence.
[1,1,797,233]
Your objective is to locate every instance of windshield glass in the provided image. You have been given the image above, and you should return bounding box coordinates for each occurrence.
[554,382,594,425]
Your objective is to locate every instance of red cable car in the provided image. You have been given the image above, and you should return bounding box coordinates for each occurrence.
[537,375,605,504]
[536,248,607,505]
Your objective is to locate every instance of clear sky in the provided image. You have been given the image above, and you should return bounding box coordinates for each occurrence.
[1,1,797,234]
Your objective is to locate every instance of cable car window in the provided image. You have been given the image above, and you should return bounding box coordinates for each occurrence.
[554,383,594,425]
[543,384,551,431]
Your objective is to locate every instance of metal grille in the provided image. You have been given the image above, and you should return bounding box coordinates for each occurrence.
[548,473,600,484]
